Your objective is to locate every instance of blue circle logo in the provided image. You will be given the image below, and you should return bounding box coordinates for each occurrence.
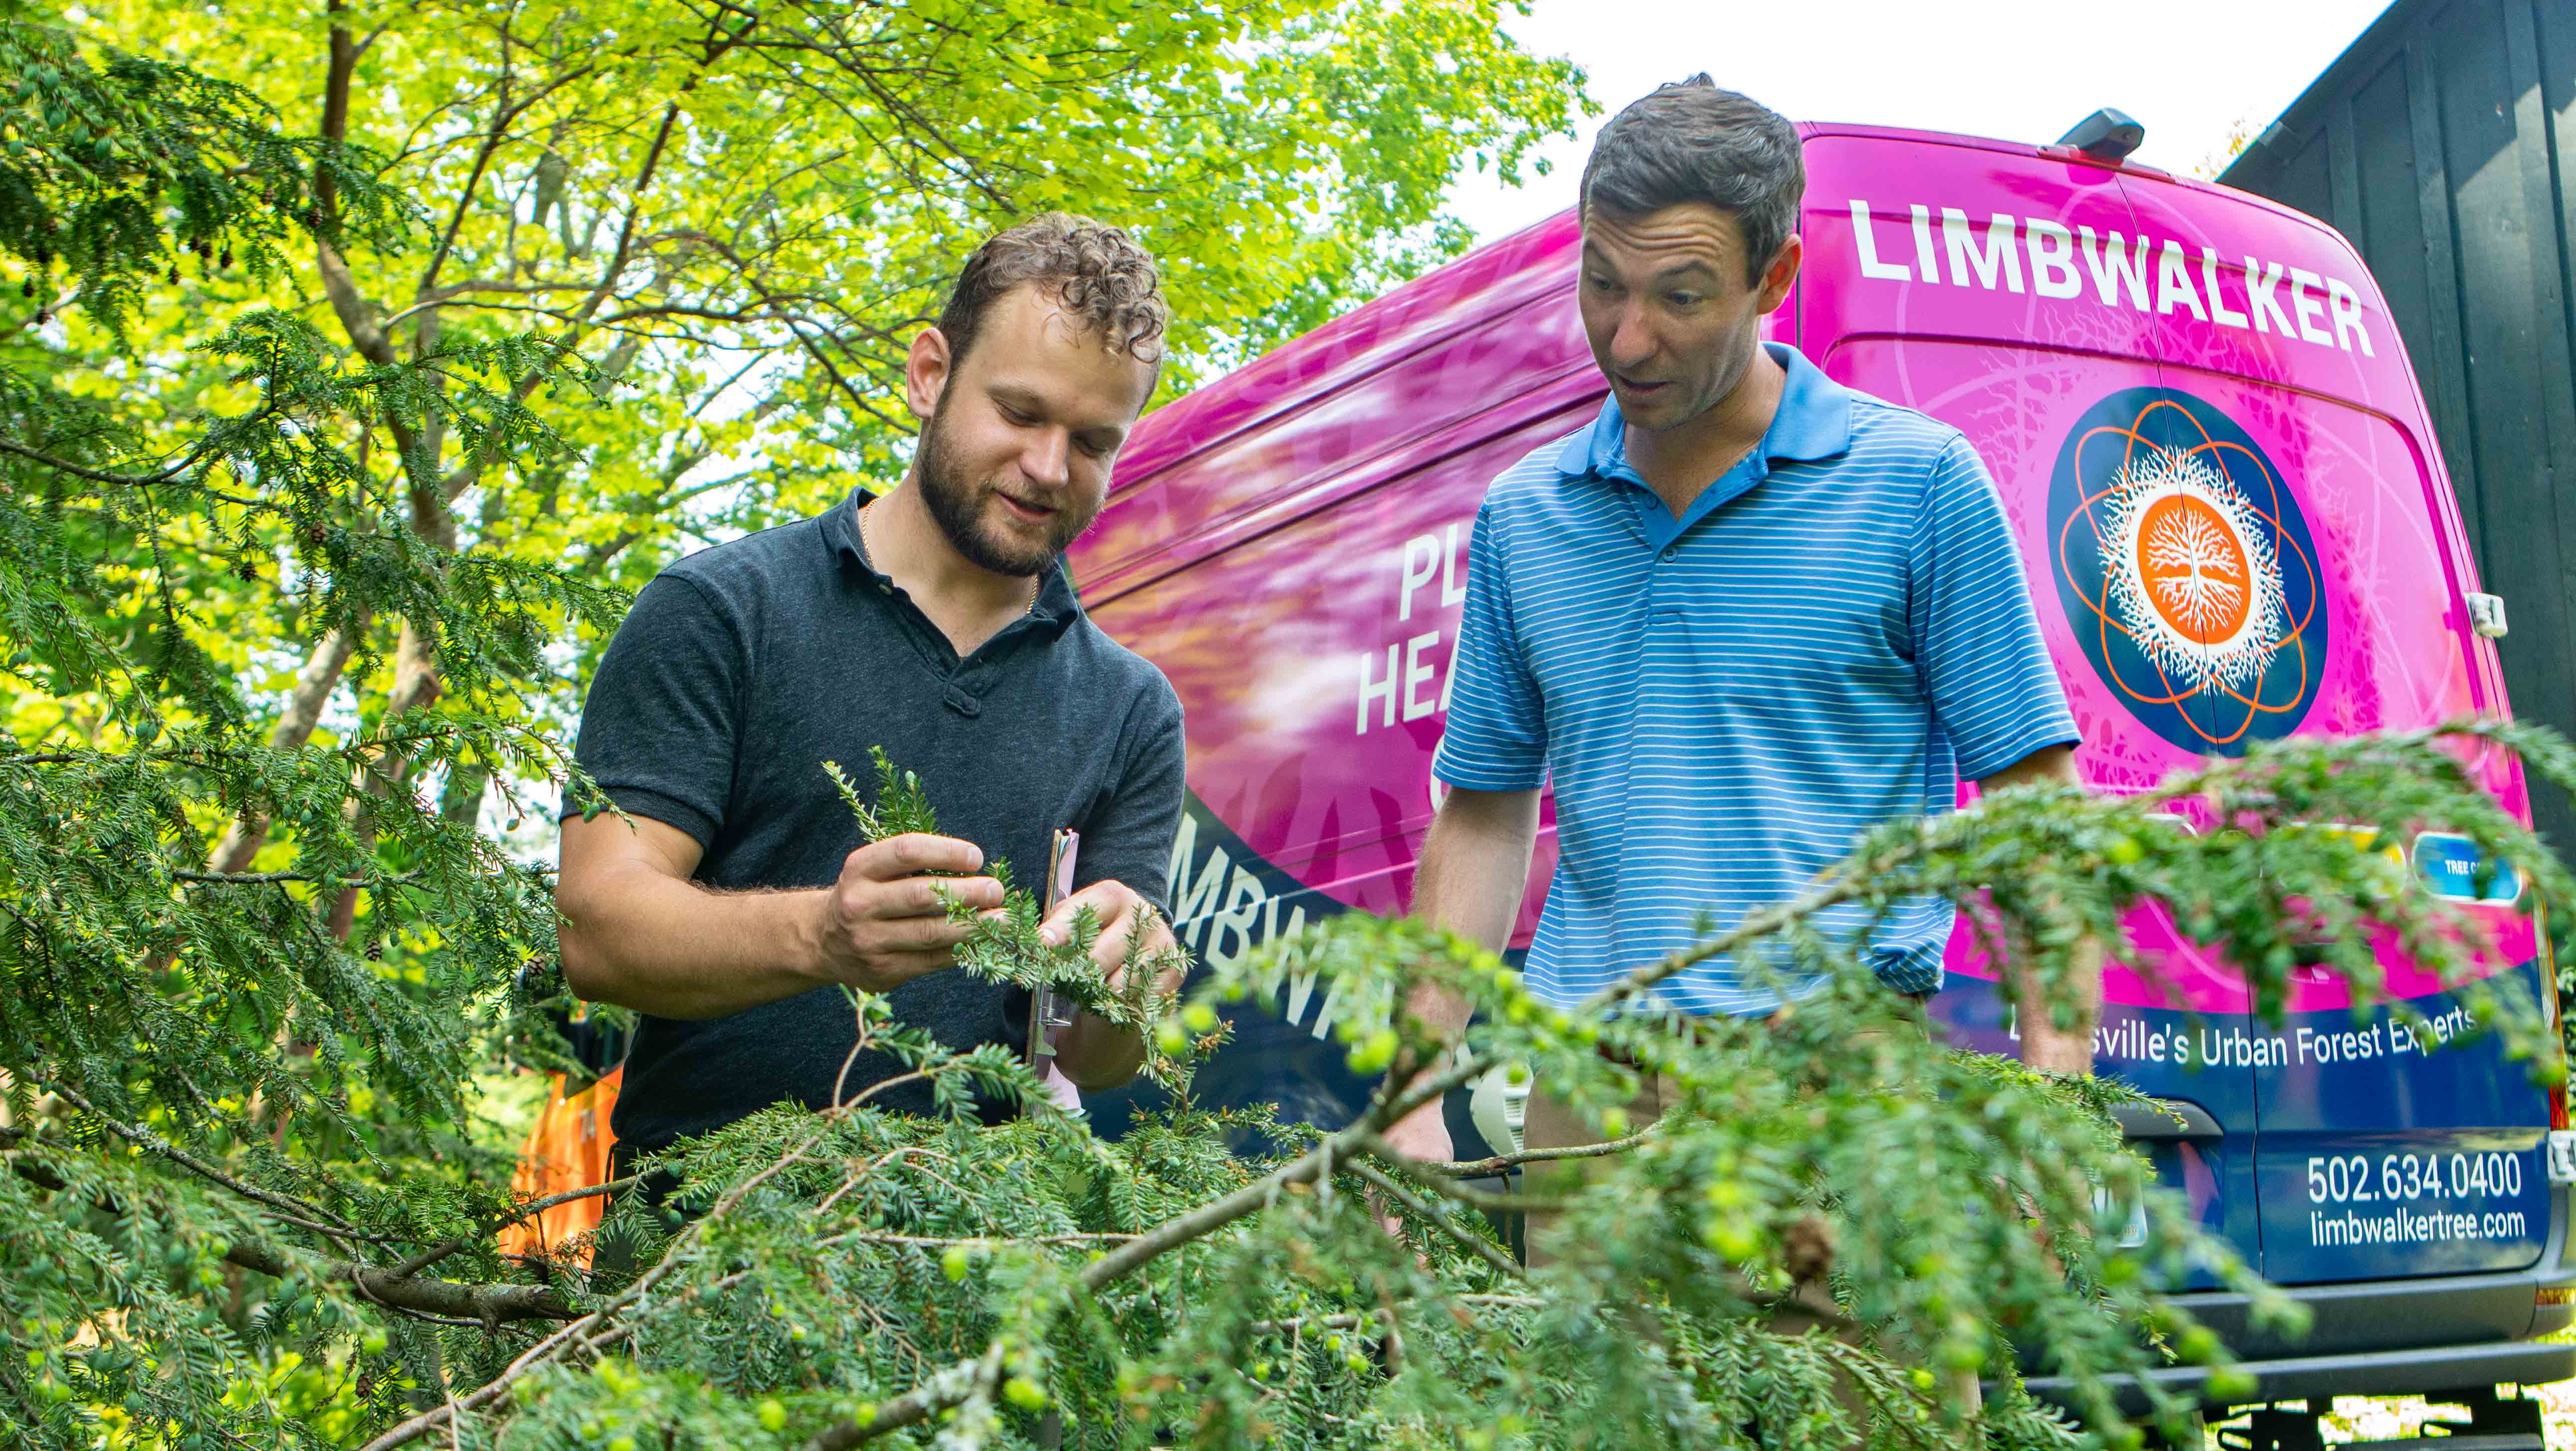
[2048,387,2326,755]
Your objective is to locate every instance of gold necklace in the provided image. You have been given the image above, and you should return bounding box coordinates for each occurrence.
[862,497,1041,616]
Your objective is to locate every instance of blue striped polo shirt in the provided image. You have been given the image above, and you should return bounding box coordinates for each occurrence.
[1431,342,2078,1015]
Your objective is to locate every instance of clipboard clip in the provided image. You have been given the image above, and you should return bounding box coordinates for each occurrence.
[1029,829,1080,1061]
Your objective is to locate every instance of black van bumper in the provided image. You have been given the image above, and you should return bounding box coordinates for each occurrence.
[2024,1178,2576,1411]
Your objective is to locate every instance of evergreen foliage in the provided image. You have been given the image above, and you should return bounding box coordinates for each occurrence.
[823,748,1188,1072]
[2,4,2573,1450]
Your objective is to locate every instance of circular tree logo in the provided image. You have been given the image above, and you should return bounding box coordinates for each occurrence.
[2050,387,2325,755]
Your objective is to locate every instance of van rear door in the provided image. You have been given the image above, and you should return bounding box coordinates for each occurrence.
[2114,170,2552,1284]
[1799,127,2266,1283]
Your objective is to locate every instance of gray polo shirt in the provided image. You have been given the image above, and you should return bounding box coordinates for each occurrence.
[569,490,1186,1153]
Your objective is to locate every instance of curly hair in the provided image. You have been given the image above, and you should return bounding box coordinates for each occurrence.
[937,213,1169,366]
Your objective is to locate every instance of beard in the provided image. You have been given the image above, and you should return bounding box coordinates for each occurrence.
[914,394,1095,578]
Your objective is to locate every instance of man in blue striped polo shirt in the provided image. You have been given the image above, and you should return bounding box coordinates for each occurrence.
[1390,79,2098,1184]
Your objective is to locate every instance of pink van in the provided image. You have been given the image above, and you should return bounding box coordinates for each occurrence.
[1067,117,2576,1433]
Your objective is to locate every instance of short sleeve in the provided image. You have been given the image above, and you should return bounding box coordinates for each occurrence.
[1432,503,1549,792]
[1909,435,2080,781]
[1073,678,1187,914]
[567,573,749,845]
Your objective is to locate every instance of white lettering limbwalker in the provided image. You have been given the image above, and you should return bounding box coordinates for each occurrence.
[1846,200,2377,357]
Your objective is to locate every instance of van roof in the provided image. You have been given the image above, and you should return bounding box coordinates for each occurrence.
[1114,121,2367,506]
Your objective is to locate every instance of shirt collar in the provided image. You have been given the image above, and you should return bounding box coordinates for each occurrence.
[1553,341,1854,482]
[827,488,1085,632]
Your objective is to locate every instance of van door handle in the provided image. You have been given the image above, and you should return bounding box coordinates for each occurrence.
[2110,1098,2222,1141]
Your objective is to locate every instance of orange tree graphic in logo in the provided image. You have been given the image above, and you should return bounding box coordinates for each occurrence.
[2049,388,2325,755]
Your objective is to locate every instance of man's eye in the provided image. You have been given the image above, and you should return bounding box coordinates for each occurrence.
[1075,437,1112,459]
[1585,275,1618,293]
[998,406,1034,427]
[1666,292,1703,308]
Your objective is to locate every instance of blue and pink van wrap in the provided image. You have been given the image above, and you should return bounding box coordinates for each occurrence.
[1066,124,2569,1338]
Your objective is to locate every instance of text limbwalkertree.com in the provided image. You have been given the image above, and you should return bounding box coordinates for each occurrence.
[2310,1206,2527,1247]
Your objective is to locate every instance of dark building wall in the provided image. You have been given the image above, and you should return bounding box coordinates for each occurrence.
[2223,0,2576,852]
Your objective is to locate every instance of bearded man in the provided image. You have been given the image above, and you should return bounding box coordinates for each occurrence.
[557,215,1186,1162]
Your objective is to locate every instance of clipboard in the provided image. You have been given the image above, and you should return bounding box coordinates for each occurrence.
[1025,830,1082,1109]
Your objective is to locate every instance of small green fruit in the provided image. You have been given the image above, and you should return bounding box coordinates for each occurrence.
[2204,1366,2256,1402]
[1181,1003,1217,1033]
[942,1247,971,1283]
[1345,1028,1399,1075]
[1703,1220,1757,1260]
[1003,1376,1047,1411]
[757,1400,787,1433]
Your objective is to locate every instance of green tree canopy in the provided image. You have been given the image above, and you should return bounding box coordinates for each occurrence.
[3,4,2573,1451]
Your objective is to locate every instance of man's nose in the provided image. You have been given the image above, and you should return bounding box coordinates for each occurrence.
[1022,428,1070,489]
[1608,300,1656,371]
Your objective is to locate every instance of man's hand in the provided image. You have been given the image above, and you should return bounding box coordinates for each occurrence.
[812,833,1006,993]
[1043,879,1185,1090]
[1378,1099,1454,1167]
[1372,784,1537,1228]
[1040,879,1186,997]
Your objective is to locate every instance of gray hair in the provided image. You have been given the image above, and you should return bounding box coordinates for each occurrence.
[1579,76,1804,286]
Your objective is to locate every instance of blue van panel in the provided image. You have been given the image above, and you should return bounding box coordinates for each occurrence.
[1936,979,2259,1291]
[2253,961,2553,1282]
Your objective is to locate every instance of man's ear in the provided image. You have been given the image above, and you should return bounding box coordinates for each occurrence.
[905,327,954,423]
[1756,234,1802,315]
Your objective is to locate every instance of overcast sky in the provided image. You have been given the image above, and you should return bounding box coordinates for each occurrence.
[1447,0,2395,242]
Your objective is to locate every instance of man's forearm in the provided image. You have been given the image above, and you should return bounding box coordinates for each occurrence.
[559,863,830,1020]
[1403,790,1540,1055]
[1975,744,2100,1075]
[2009,943,2102,1075]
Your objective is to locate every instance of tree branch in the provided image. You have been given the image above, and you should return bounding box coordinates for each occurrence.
[1421,1128,1658,1179]
[46,1081,358,1233]
[174,869,422,887]
[6,1112,578,1326]
[396,1173,645,1278]
[1345,1159,1521,1281]
[222,1239,578,1326]
[0,435,209,488]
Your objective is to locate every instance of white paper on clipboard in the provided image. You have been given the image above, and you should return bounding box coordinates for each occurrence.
[1029,830,1083,1113]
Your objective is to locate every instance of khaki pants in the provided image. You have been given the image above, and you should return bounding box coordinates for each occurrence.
[1519,1057,1981,1426]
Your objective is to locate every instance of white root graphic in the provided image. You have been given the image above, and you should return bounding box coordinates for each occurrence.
[2098,445,2289,691]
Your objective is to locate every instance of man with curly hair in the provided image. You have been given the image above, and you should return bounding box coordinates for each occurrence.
[557,215,1187,1159]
